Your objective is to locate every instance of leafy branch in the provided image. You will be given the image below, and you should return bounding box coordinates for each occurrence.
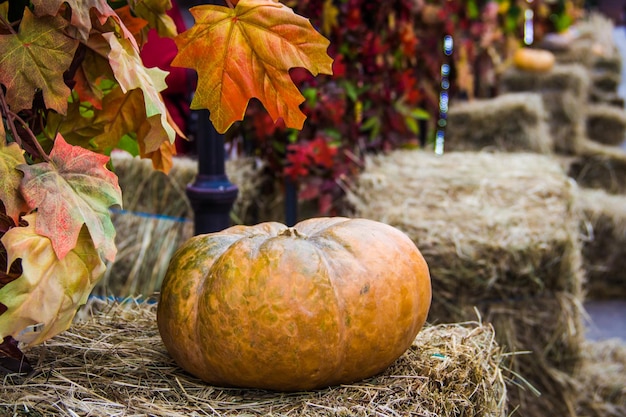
[0,0,332,367]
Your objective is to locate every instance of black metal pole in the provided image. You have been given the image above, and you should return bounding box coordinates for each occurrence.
[284,178,298,227]
[186,109,238,234]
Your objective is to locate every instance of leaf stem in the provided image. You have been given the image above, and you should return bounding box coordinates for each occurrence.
[225,0,235,9]
[0,13,18,36]
[0,89,51,162]
[12,112,51,163]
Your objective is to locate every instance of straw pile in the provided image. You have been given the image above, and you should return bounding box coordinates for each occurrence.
[97,153,268,297]
[585,104,626,146]
[567,140,626,195]
[539,13,622,106]
[1,300,509,417]
[575,339,626,417]
[445,93,553,154]
[541,14,617,68]
[578,188,626,299]
[345,150,585,416]
[499,64,590,154]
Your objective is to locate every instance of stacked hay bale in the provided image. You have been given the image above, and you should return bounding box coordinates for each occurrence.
[569,140,626,302]
[499,63,590,154]
[576,339,626,416]
[541,13,623,107]
[97,153,267,297]
[578,189,626,299]
[2,301,509,417]
[585,104,626,146]
[569,141,626,195]
[346,150,584,416]
[445,93,554,153]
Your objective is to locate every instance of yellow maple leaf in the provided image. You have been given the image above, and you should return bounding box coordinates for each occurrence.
[103,33,176,149]
[0,141,29,225]
[172,0,333,133]
[0,214,106,347]
[321,0,339,37]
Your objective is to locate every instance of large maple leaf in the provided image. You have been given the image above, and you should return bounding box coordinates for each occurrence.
[172,0,333,133]
[103,33,175,150]
[31,0,136,45]
[0,142,29,225]
[0,213,106,347]
[17,134,122,261]
[0,9,78,114]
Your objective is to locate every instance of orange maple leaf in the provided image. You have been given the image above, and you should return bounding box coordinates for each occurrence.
[172,0,333,133]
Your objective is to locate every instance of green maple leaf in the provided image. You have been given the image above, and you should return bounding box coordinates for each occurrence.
[0,141,29,225]
[17,134,122,261]
[129,0,178,38]
[0,8,79,114]
[172,0,333,133]
[0,213,106,347]
[103,33,175,150]
[45,99,104,151]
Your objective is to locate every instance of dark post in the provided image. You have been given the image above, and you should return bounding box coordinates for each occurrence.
[284,178,298,227]
[186,109,238,234]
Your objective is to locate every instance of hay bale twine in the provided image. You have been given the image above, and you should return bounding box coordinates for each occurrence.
[1,301,509,417]
[445,93,553,153]
[585,104,626,146]
[575,339,626,416]
[579,188,626,299]
[346,150,585,416]
[97,153,270,297]
[568,140,626,194]
[500,64,590,154]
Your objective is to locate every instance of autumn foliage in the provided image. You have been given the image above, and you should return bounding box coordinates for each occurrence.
[0,0,332,363]
[230,0,583,215]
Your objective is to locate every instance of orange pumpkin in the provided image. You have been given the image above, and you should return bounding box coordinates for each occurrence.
[513,47,556,72]
[157,217,431,391]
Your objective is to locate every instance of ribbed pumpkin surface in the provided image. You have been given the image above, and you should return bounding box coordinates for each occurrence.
[157,217,431,391]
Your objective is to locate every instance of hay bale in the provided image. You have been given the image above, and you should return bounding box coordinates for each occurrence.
[111,152,197,218]
[99,153,270,297]
[346,150,585,416]
[541,14,619,69]
[579,188,626,299]
[445,93,553,153]
[586,104,626,146]
[500,64,590,154]
[575,339,626,417]
[568,140,626,194]
[1,301,509,417]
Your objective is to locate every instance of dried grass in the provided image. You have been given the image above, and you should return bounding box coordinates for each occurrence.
[345,150,585,416]
[538,12,623,106]
[541,13,620,71]
[1,301,509,417]
[567,140,626,194]
[499,64,590,154]
[445,93,553,154]
[585,104,626,146]
[575,339,626,417]
[578,188,626,299]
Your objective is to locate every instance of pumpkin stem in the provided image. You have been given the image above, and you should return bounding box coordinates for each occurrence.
[280,227,306,238]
